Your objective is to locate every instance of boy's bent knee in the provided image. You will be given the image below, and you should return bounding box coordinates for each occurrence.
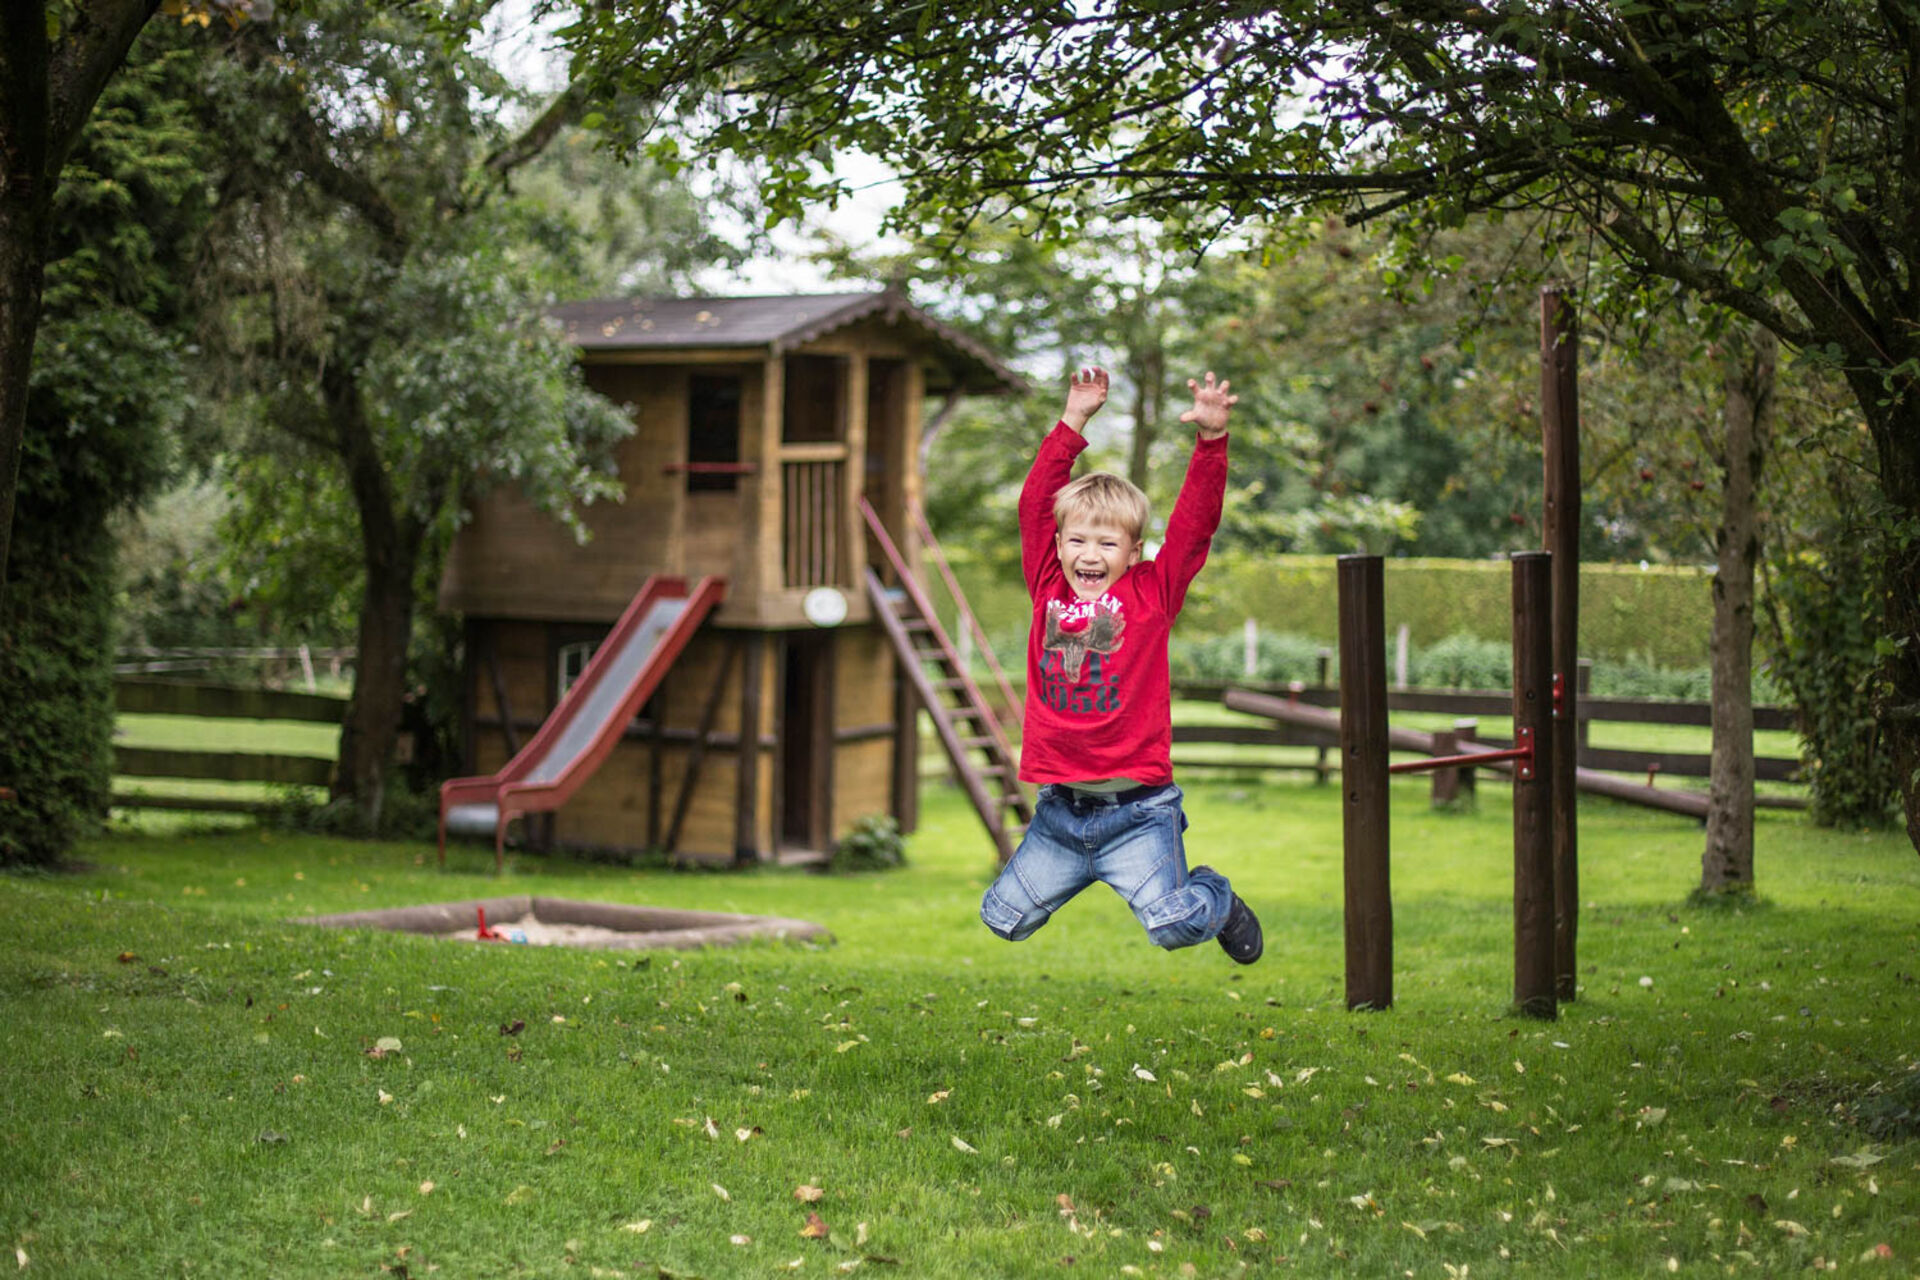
[980,886,1048,941]
[1139,888,1212,950]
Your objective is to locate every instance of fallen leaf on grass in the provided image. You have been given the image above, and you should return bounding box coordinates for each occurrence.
[504,1185,534,1205]
[418,1181,434,1196]
[704,1116,720,1140]
[1775,1220,1809,1237]
[1831,1149,1885,1170]
[499,1020,524,1036]
[730,1234,752,1246]
[621,1220,651,1233]
[16,1247,27,1269]
[735,1127,762,1143]
[801,1213,830,1239]
[795,1185,825,1203]
[712,1184,731,1201]
[927,1089,951,1105]
[386,1210,411,1223]
[1445,1073,1475,1086]
[1131,1064,1157,1083]
[377,1090,394,1105]
[951,1135,978,1154]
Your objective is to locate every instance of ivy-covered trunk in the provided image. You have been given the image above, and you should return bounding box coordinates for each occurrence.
[0,134,49,606]
[1866,390,1920,855]
[1701,331,1773,895]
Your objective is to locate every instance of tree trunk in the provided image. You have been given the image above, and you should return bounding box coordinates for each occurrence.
[1125,339,1164,493]
[1860,383,1920,856]
[0,181,47,613]
[1701,328,1775,894]
[0,1,55,607]
[323,360,420,831]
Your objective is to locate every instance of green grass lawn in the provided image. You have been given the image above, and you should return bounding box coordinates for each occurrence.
[5,780,1917,1277]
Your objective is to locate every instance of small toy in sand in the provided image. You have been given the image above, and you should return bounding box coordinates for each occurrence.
[475,905,505,941]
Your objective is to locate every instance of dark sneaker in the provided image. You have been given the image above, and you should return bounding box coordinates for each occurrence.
[1216,892,1263,965]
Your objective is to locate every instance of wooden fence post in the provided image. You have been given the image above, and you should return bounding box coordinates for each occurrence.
[1314,648,1333,785]
[1542,287,1582,1001]
[1338,554,1392,1011]
[1511,551,1557,1019]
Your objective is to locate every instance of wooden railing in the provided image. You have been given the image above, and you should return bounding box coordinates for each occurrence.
[112,678,343,812]
[908,501,1023,727]
[782,449,847,589]
[1162,678,1804,801]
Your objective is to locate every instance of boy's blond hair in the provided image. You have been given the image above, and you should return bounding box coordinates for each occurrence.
[1053,472,1150,542]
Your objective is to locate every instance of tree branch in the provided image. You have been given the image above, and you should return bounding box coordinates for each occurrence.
[483,79,588,182]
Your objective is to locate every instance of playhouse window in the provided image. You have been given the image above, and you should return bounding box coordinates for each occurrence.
[556,641,595,701]
[686,375,742,492]
[782,355,848,443]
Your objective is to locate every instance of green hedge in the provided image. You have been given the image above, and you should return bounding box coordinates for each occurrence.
[937,549,1714,667]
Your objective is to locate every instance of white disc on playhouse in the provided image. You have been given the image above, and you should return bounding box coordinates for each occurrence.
[803,586,848,627]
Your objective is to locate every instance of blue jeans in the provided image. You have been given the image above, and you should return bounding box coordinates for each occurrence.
[980,783,1234,949]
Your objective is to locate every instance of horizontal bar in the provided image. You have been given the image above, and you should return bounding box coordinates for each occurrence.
[1389,746,1531,775]
[660,462,758,474]
[115,679,347,723]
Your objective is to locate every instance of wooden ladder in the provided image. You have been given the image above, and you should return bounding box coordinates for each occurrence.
[860,500,1030,864]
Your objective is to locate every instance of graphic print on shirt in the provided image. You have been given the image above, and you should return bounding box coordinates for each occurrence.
[1038,597,1125,714]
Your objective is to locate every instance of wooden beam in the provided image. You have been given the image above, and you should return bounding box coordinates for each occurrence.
[1541,286,1581,1002]
[1511,551,1557,1020]
[113,680,345,723]
[735,631,766,862]
[113,747,334,787]
[486,637,520,757]
[1338,554,1392,1013]
[666,638,742,853]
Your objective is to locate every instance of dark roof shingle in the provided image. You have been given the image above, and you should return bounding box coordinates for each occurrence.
[550,289,1026,396]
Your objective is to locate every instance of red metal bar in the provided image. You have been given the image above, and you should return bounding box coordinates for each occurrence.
[1389,728,1533,774]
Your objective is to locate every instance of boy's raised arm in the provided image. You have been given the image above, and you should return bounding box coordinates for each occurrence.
[1158,373,1237,611]
[1020,367,1106,591]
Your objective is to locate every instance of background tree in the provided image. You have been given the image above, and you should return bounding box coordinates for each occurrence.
[0,0,263,607]
[564,0,1920,854]
[0,32,209,864]
[190,2,645,829]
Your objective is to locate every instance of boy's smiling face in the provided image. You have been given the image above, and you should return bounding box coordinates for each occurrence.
[1055,517,1142,601]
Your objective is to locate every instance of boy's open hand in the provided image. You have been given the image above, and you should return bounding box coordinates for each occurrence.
[1179,371,1236,440]
[1062,366,1109,432]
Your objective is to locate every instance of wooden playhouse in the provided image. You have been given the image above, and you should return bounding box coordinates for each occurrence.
[437,289,1031,865]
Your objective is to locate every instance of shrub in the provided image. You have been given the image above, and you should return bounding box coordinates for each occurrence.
[2,310,176,867]
[1410,633,1509,689]
[831,814,907,873]
[1170,630,1330,685]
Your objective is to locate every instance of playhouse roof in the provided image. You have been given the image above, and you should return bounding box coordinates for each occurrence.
[551,288,1028,397]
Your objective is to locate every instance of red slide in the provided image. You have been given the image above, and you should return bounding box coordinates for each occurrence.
[438,575,726,870]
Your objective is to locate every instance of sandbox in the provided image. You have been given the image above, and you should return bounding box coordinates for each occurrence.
[294,896,829,951]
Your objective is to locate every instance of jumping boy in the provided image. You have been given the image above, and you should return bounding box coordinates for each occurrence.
[979,366,1262,964]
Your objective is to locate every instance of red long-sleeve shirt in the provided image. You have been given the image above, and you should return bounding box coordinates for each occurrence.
[1018,422,1228,785]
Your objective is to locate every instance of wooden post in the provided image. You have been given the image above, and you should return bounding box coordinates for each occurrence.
[1454,718,1479,803]
[734,632,765,863]
[891,670,920,834]
[1315,648,1332,785]
[1541,286,1581,1001]
[1338,554,1392,1011]
[1574,658,1593,764]
[1511,551,1556,1019]
[1430,728,1458,807]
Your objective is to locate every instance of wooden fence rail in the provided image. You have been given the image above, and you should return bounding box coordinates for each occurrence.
[1164,679,1803,791]
[112,678,343,813]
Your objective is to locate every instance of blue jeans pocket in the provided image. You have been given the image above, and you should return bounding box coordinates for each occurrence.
[1137,886,1208,949]
[980,886,1028,939]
